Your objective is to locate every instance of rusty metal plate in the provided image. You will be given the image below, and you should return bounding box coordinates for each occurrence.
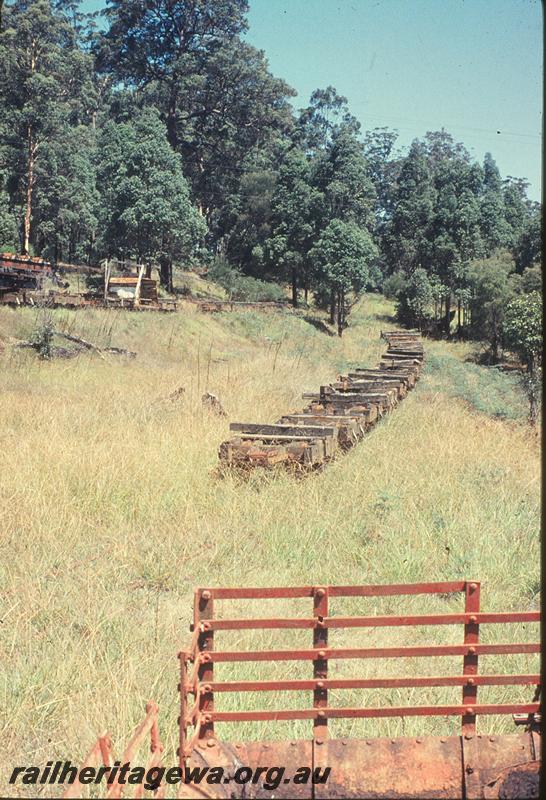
[483,761,540,799]
[240,740,313,799]
[179,741,242,799]
[314,735,463,799]
[464,732,537,800]
[180,739,313,799]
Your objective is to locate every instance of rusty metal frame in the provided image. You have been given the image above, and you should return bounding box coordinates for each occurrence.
[63,701,164,799]
[179,582,540,764]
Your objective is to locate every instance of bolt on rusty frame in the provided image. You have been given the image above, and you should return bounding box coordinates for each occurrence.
[178,581,540,763]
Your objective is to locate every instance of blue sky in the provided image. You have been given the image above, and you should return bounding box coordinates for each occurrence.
[82,0,543,201]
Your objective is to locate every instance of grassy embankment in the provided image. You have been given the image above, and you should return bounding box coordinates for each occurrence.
[0,292,540,796]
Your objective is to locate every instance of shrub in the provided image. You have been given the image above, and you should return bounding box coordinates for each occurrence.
[521,266,542,294]
[382,271,407,300]
[30,312,55,359]
[208,258,284,302]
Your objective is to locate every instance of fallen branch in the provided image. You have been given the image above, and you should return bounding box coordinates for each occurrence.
[103,346,137,358]
[55,331,106,360]
[14,330,137,359]
[14,341,80,359]
[56,331,136,358]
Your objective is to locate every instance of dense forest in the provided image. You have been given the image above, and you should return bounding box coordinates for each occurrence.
[0,1,542,356]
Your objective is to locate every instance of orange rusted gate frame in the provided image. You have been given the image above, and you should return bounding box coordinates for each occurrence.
[179,580,541,761]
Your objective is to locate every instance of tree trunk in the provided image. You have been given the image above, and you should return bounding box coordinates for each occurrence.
[159,255,173,293]
[444,293,451,337]
[491,324,500,363]
[23,125,35,255]
[329,289,336,326]
[528,358,538,426]
[337,290,344,337]
[166,81,179,150]
[457,299,462,339]
[492,338,499,363]
[291,267,298,308]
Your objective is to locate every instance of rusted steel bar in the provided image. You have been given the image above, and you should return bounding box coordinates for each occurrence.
[329,581,466,596]
[202,581,467,600]
[63,735,113,799]
[313,586,329,742]
[64,704,164,800]
[463,581,481,735]
[203,674,541,692]
[108,702,161,799]
[180,580,541,793]
[178,652,188,769]
[182,717,203,760]
[202,611,540,631]
[132,718,165,800]
[201,642,541,663]
[208,703,540,723]
[185,702,202,726]
[196,589,214,741]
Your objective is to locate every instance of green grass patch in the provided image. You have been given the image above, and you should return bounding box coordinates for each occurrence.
[423,351,527,420]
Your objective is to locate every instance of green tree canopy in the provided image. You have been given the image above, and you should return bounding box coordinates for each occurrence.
[264,147,321,306]
[96,109,206,281]
[382,139,435,276]
[467,253,517,361]
[313,127,376,231]
[503,291,542,423]
[479,153,511,255]
[310,219,377,335]
[396,267,433,329]
[0,0,96,253]
[296,86,360,152]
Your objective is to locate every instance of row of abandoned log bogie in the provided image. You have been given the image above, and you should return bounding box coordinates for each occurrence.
[219,331,424,470]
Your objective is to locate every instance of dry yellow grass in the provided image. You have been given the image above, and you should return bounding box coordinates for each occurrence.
[0,294,540,796]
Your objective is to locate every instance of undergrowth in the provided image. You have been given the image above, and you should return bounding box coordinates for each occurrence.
[424,351,527,420]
